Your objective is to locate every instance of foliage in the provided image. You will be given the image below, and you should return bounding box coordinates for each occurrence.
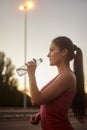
[85,94,87,108]
[0,52,32,107]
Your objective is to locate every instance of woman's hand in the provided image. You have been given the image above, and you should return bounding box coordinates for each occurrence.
[29,113,41,125]
[26,59,37,76]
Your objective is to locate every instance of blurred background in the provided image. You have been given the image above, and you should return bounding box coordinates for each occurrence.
[0,0,87,129]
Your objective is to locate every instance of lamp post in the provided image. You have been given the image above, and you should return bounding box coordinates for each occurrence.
[19,1,34,109]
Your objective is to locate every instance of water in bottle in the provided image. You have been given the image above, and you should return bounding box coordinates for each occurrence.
[16,58,43,76]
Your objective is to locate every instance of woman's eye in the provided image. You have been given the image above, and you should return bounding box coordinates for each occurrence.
[50,49,54,51]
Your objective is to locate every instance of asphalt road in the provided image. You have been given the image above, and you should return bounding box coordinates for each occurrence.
[0,117,87,130]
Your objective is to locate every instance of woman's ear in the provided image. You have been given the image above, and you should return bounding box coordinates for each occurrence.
[61,48,68,56]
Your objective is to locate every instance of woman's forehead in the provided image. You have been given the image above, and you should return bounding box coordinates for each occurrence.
[50,42,58,49]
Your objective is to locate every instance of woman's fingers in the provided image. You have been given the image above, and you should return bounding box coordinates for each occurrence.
[29,115,39,125]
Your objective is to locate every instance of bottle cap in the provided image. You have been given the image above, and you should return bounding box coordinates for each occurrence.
[39,58,43,62]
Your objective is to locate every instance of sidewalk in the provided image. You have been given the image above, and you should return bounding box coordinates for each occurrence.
[0,108,87,130]
[0,117,87,130]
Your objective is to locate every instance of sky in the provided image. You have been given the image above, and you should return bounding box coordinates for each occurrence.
[0,0,87,92]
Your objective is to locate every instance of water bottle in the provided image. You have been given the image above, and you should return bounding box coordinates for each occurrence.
[16,58,43,76]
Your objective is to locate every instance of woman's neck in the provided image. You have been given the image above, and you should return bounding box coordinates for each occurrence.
[57,63,70,74]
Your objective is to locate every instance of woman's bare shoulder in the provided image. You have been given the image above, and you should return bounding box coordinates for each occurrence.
[58,70,76,80]
[56,70,76,91]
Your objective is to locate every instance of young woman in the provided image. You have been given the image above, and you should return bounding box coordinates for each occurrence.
[26,36,86,130]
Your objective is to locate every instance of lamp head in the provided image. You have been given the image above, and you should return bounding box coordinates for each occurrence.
[19,1,34,10]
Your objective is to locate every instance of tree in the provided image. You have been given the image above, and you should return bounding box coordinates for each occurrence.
[0,52,32,107]
[0,52,18,89]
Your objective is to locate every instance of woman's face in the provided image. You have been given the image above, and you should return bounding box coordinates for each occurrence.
[47,42,64,66]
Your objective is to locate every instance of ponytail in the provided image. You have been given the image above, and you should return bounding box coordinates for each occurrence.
[72,45,86,122]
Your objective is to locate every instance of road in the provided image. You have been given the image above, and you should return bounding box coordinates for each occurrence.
[0,117,87,130]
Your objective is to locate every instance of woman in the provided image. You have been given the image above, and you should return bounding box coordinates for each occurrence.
[26,36,86,130]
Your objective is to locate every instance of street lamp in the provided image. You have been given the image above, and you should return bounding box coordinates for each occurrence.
[19,1,34,109]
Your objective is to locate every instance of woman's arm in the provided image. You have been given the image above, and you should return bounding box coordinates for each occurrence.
[26,60,76,106]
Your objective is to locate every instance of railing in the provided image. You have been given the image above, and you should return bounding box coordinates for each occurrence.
[0,108,86,121]
[0,108,39,120]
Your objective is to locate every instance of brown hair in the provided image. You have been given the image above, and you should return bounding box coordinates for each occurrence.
[53,36,86,122]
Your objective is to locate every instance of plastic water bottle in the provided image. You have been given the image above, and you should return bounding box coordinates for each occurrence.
[16,58,43,76]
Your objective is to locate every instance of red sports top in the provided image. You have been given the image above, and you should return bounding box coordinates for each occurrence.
[40,76,76,130]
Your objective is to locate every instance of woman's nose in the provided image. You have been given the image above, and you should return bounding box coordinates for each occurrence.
[47,52,50,57]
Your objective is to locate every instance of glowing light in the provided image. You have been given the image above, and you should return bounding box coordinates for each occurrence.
[27,2,34,9]
[19,6,24,10]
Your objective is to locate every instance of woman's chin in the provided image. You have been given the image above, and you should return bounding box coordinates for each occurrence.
[49,63,54,66]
